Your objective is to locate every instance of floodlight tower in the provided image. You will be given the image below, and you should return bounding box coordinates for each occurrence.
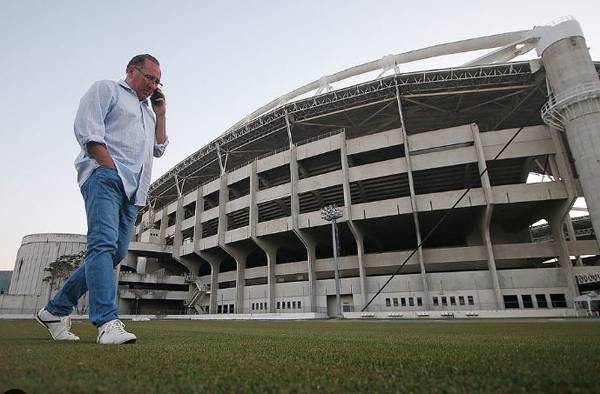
[321,205,343,317]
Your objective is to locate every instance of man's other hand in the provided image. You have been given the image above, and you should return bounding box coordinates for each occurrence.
[87,142,115,168]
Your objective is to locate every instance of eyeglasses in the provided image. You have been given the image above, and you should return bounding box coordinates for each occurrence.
[134,67,163,88]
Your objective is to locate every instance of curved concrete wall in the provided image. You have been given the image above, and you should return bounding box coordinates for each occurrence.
[8,233,86,296]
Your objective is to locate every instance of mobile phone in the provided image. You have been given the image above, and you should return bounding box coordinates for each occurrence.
[150,88,164,105]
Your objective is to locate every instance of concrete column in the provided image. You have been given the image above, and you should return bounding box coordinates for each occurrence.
[193,187,205,253]
[249,161,259,239]
[136,257,147,274]
[248,161,274,312]
[395,86,431,308]
[564,216,583,266]
[235,258,246,313]
[547,155,560,183]
[219,244,248,314]
[546,142,583,264]
[217,174,228,245]
[158,208,168,245]
[172,196,185,259]
[548,209,579,306]
[208,259,219,313]
[550,126,582,272]
[539,19,600,250]
[546,123,581,302]
[289,143,318,311]
[217,246,247,314]
[339,131,368,308]
[216,173,249,313]
[470,124,503,309]
[265,246,276,313]
[148,205,156,229]
[248,238,277,312]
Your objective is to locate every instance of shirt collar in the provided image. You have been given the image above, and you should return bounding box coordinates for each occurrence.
[118,79,149,105]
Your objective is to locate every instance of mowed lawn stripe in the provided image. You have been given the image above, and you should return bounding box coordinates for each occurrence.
[0,320,599,393]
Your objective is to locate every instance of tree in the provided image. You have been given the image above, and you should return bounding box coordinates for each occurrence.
[43,250,87,312]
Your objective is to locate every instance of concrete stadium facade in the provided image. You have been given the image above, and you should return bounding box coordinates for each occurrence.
[110,19,600,317]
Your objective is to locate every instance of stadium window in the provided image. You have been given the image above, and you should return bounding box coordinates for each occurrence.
[442,297,447,306]
[282,301,286,309]
[536,294,548,308]
[417,297,422,306]
[277,301,281,309]
[265,303,268,310]
[385,298,391,307]
[503,295,520,309]
[433,297,439,306]
[292,301,297,309]
[251,303,255,311]
[521,295,534,308]
[217,305,222,313]
[287,301,291,309]
[459,296,465,306]
[467,296,474,305]
[229,304,234,313]
[409,298,414,307]
[450,296,456,306]
[298,301,302,309]
[393,298,399,307]
[260,303,264,310]
[401,298,406,307]
[550,294,567,308]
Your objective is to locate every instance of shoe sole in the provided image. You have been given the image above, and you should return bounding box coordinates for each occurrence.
[97,338,137,345]
[97,331,137,345]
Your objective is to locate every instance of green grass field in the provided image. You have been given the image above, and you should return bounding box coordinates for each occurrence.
[1,319,599,393]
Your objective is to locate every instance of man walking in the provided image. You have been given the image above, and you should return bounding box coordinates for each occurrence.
[36,54,168,344]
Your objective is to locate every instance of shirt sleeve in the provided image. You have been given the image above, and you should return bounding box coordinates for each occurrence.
[154,136,169,158]
[73,81,116,154]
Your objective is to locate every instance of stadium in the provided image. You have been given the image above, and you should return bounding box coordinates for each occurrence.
[28,18,600,318]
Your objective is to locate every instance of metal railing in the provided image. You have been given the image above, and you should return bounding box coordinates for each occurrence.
[541,81,600,130]
[295,128,344,146]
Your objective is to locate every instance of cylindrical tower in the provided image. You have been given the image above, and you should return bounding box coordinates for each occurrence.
[9,233,87,298]
[539,19,600,246]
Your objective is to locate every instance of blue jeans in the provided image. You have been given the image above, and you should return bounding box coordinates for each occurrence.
[46,167,138,326]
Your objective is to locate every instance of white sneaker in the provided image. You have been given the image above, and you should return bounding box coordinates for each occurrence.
[36,308,80,341]
[97,319,137,345]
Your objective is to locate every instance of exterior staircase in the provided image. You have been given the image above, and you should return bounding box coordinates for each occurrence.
[184,274,210,314]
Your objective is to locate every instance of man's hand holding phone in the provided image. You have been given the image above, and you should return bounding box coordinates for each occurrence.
[150,88,166,117]
[152,88,167,144]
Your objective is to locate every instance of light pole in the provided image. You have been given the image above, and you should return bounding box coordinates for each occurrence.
[321,204,343,317]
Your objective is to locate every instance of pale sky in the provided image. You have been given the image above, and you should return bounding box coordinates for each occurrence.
[1,1,599,271]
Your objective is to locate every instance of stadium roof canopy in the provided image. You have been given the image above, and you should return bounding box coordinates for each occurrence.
[147,18,600,211]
